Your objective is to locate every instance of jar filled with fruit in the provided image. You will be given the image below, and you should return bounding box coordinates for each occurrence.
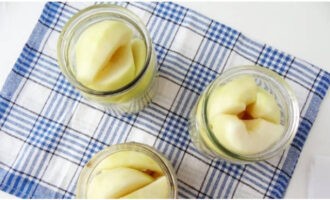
[189,65,299,163]
[57,5,158,114]
[76,142,177,198]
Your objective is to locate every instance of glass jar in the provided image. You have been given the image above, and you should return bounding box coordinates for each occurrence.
[76,142,178,198]
[189,65,300,163]
[57,4,157,114]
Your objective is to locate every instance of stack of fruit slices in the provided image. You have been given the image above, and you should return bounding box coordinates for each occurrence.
[87,151,170,198]
[75,20,146,92]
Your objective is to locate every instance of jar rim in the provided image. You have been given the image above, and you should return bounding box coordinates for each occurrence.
[202,65,300,162]
[76,142,178,198]
[57,4,153,96]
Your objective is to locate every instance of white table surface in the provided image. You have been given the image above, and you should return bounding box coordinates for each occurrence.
[0,2,330,199]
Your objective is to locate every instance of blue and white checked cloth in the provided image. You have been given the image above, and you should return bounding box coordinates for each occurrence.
[0,2,329,199]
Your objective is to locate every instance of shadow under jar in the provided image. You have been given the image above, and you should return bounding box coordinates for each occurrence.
[57,4,158,115]
[189,65,300,164]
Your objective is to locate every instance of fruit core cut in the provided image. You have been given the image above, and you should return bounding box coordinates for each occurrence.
[237,110,254,120]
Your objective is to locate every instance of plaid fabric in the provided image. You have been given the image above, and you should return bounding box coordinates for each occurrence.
[0,2,329,198]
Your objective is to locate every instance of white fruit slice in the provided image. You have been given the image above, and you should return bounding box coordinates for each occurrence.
[94,151,163,177]
[209,114,249,154]
[87,167,154,199]
[243,119,284,153]
[209,114,284,155]
[207,75,258,118]
[75,20,135,91]
[89,43,136,91]
[121,176,170,199]
[131,38,147,76]
[246,88,281,124]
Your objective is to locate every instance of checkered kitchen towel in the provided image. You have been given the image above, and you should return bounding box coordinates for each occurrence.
[0,2,329,199]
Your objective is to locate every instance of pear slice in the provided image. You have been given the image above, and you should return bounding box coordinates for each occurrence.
[243,119,284,154]
[75,20,135,91]
[246,88,281,124]
[87,167,154,199]
[209,114,249,154]
[88,43,136,91]
[209,114,284,155]
[131,38,147,76]
[207,75,258,118]
[121,176,170,199]
[94,151,163,177]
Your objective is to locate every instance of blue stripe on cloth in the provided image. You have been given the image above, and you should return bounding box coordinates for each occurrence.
[134,103,167,134]
[178,180,199,198]
[171,86,199,118]
[81,140,106,165]
[0,1,330,199]
[195,39,231,72]
[316,71,330,97]
[53,74,81,101]
[27,23,49,50]
[154,2,187,24]
[182,9,210,35]
[130,2,155,13]
[159,112,190,149]
[39,2,76,32]
[206,21,239,49]
[257,46,294,76]
[203,161,244,198]
[158,51,190,84]
[234,34,264,62]
[186,143,211,164]
[0,96,12,122]
[155,139,185,171]
[1,107,37,140]
[183,62,218,94]
[93,115,132,148]
[149,14,181,50]
[208,169,224,197]
[0,167,63,198]
[0,72,24,100]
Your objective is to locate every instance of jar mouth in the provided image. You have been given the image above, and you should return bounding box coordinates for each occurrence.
[202,65,300,162]
[76,142,178,198]
[57,4,153,96]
